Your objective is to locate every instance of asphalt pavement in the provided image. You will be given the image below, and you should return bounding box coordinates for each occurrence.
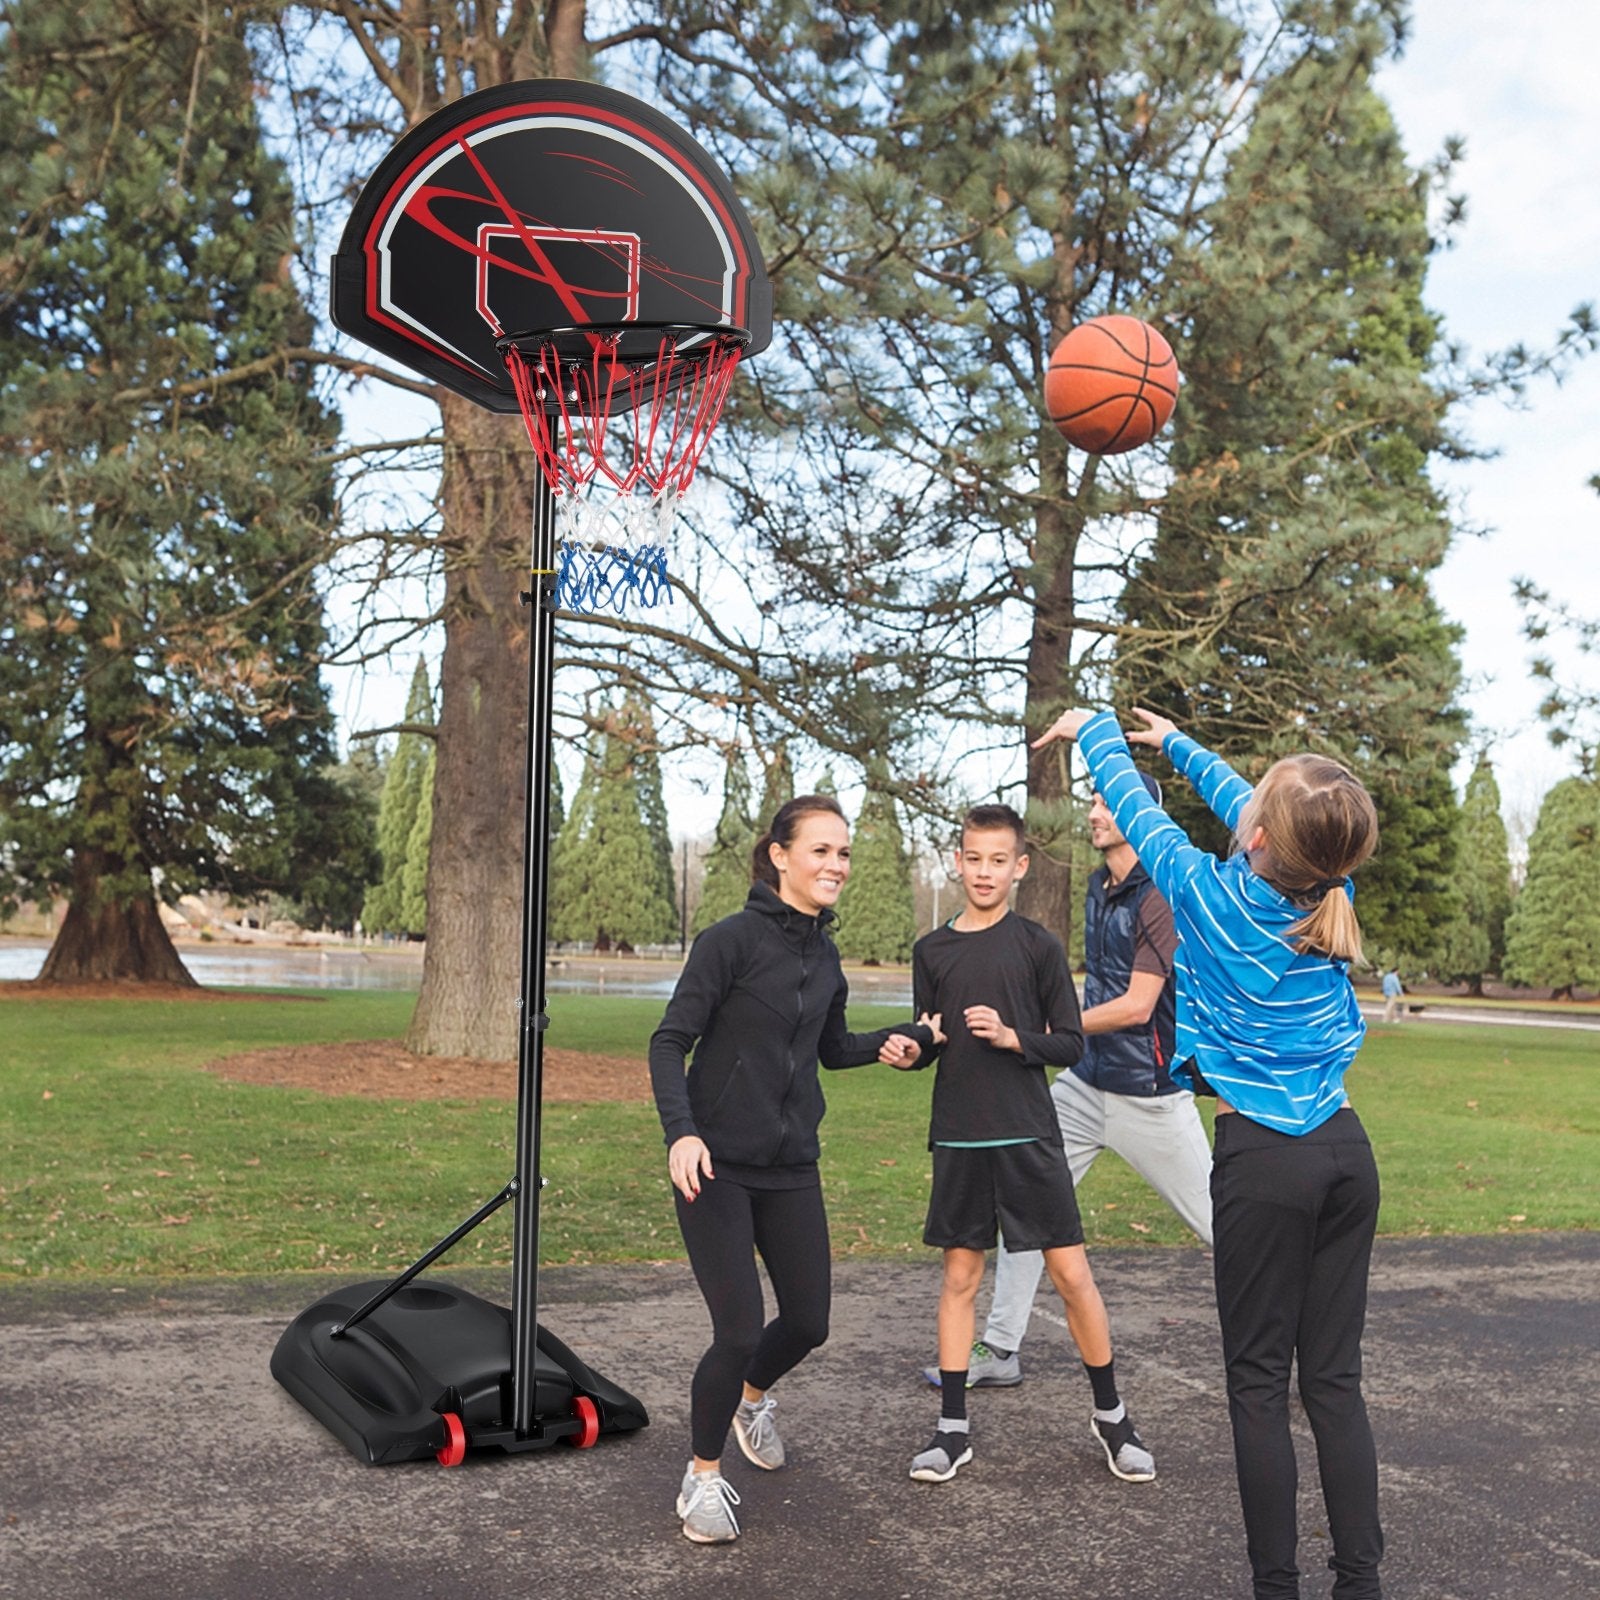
[2,1234,1596,1600]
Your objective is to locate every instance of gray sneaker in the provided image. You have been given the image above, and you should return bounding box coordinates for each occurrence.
[919,1340,1023,1390]
[1091,1409,1156,1482]
[909,1428,974,1483]
[676,1465,742,1543]
[733,1394,785,1470]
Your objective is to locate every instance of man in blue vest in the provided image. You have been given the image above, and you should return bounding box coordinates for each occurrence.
[925,772,1214,1389]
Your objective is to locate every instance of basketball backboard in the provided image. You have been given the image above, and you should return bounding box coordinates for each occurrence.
[331,79,773,415]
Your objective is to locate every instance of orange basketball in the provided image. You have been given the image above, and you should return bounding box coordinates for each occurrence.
[1044,315,1180,454]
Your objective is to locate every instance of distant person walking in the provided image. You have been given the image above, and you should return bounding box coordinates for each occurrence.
[1381,968,1404,1024]
[1037,706,1386,1600]
[649,794,934,1545]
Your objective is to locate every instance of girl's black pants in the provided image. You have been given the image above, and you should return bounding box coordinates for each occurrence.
[1212,1107,1384,1600]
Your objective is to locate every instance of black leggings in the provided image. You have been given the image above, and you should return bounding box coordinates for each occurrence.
[1212,1108,1383,1600]
[674,1175,831,1462]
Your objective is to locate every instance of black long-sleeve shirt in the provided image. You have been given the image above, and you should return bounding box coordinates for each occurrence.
[911,911,1084,1147]
[649,882,932,1177]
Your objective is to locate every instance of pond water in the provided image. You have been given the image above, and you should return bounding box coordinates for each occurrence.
[0,942,916,1004]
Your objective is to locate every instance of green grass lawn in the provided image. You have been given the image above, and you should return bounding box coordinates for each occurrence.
[2,990,1595,1282]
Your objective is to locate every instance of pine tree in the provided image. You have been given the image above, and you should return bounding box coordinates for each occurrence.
[610,0,1494,951]
[0,3,354,983]
[836,782,917,965]
[548,756,566,844]
[399,749,436,937]
[548,753,597,945]
[622,695,677,929]
[362,659,435,937]
[1431,756,1514,991]
[1115,56,1466,955]
[693,752,756,935]
[1502,777,1600,998]
[756,743,796,829]
[547,725,676,949]
[284,756,383,933]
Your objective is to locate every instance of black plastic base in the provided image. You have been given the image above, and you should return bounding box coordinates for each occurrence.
[271,1279,649,1465]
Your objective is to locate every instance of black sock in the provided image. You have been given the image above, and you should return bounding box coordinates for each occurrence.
[939,1368,968,1423]
[1084,1357,1119,1413]
[983,1343,1013,1360]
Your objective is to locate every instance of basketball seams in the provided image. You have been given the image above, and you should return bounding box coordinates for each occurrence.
[1043,313,1178,452]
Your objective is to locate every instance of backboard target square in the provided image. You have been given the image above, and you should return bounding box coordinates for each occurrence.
[475,224,642,338]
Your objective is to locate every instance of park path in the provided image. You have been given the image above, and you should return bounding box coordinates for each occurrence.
[1,1235,1596,1600]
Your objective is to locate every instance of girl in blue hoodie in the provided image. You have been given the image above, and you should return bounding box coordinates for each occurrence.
[1038,706,1383,1600]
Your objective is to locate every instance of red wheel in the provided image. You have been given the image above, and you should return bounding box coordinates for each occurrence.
[567,1394,601,1449]
[435,1411,467,1467]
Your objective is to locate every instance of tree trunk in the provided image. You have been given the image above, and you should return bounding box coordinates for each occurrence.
[405,395,539,1061]
[37,847,196,985]
[1014,433,1084,950]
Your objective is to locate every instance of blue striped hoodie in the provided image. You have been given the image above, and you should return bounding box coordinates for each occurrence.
[1076,712,1365,1136]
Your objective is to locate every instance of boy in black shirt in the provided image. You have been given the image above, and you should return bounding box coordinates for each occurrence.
[895,803,1156,1485]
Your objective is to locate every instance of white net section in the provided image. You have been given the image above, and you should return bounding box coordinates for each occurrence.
[502,328,745,613]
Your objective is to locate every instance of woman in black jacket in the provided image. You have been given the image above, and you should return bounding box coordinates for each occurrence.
[650,793,935,1544]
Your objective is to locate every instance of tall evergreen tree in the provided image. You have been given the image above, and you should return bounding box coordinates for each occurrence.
[693,752,756,935]
[836,780,917,965]
[547,724,677,949]
[1115,53,1466,955]
[548,750,597,943]
[1430,755,1513,991]
[1502,777,1600,998]
[399,748,436,937]
[286,756,383,933]
[599,0,1540,950]
[622,694,677,929]
[0,2,353,983]
[362,658,435,936]
[756,742,796,828]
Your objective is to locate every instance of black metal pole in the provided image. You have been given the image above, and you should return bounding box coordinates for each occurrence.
[511,477,558,1436]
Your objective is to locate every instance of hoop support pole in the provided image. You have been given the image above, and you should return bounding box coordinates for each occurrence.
[511,474,559,1437]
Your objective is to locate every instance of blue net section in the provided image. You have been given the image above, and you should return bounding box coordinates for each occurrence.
[555,543,673,613]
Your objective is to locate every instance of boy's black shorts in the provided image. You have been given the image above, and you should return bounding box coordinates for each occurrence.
[923,1140,1085,1252]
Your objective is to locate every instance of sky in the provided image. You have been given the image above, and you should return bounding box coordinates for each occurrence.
[1374,0,1600,826]
[329,2,1600,838]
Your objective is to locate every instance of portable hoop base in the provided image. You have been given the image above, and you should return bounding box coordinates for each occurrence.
[271,478,647,1466]
[271,1280,646,1465]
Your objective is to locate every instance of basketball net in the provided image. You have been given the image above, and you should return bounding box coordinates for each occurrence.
[500,327,746,614]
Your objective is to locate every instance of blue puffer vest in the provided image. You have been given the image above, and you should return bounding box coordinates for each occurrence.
[1075,861,1180,1096]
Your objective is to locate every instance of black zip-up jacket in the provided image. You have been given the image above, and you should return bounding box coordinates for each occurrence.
[649,882,933,1169]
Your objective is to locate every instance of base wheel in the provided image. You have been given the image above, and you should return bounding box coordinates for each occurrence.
[567,1394,600,1449]
[436,1411,467,1467]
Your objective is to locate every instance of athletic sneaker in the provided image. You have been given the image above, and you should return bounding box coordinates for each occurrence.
[676,1464,742,1543]
[733,1394,786,1470]
[909,1429,974,1483]
[1091,1409,1156,1482]
[919,1341,1023,1389]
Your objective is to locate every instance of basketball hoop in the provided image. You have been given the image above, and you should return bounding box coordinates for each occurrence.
[497,322,749,613]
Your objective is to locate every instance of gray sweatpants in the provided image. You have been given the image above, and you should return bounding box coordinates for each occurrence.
[982,1068,1214,1353]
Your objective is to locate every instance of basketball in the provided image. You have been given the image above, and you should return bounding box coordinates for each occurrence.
[1044,315,1180,455]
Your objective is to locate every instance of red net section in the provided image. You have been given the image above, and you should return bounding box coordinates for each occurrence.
[501,328,745,612]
